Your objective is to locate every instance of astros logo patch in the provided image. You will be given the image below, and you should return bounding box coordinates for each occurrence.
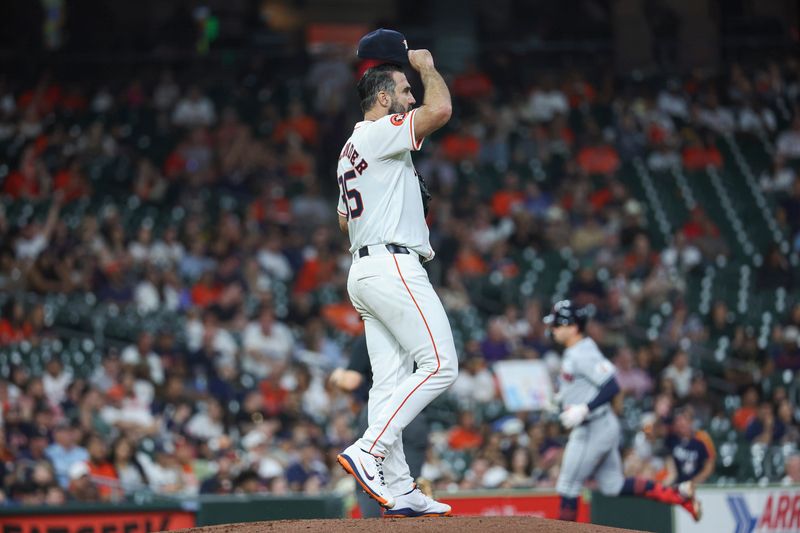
[390,113,407,126]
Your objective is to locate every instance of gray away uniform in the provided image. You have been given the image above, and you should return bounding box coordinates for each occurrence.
[556,337,624,498]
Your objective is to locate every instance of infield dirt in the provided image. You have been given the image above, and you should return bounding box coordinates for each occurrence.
[173,516,645,532]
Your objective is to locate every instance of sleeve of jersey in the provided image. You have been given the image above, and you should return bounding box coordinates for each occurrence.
[587,376,620,411]
[583,355,616,387]
[370,109,423,158]
[697,430,716,462]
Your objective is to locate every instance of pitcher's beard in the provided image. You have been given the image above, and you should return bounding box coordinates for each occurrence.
[388,99,410,115]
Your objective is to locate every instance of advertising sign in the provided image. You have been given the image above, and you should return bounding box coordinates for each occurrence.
[493,360,554,412]
[440,492,590,521]
[0,509,196,533]
[675,486,800,533]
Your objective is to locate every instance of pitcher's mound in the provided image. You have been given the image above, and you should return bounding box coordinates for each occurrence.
[175,516,643,533]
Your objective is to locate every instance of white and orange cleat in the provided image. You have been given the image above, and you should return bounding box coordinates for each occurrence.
[337,443,395,509]
[383,486,452,518]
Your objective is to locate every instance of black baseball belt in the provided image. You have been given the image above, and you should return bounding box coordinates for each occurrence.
[357,243,424,264]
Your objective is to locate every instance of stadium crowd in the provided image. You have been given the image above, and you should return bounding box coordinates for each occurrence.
[0,51,799,505]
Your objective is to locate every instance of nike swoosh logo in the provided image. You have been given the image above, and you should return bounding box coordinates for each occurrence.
[358,457,375,481]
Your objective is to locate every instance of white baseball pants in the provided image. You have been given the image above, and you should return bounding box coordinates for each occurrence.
[347,247,459,496]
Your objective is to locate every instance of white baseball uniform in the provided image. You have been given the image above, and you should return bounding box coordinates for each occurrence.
[336,110,459,496]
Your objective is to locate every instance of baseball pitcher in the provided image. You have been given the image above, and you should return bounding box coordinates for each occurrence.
[335,28,457,518]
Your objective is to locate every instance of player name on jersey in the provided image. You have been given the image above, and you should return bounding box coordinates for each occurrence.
[339,141,369,175]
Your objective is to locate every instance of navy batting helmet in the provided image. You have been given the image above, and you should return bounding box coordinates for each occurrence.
[543,300,592,330]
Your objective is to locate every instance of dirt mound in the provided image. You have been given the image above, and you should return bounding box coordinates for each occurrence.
[174,516,643,533]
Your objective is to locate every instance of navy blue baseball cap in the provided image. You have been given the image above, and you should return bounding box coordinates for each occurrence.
[357,28,409,66]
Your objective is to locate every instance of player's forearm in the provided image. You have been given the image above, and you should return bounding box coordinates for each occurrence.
[419,65,452,120]
[664,459,677,486]
[693,463,713,485]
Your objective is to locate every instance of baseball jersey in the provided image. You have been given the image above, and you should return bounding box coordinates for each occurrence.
[336,109,434,260]
[666,430,715,482]
[558,337,616,407]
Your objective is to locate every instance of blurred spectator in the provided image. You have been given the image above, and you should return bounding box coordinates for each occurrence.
[491,172,525,218]
[505,448,534,488]
[760,158,796,194]
[111,437,148,492]
[0,299,33,345]
[657,80,689,120]
[138,444,185,495]
[42,359,72,406]
[682,132,722,171]
[624,412,664,479]
[121,331,165,385]
[733,386,760,432]
[662,350,693,399]
[242,307,294,379]
[526,77,568,123]
[577,139,620,176]
[450,354,497,406]
[46,423,89,488]
[273,100,318,146]
[745,402,785,444]
[685,375,716,427]
[665,408,715,485]
[782,454,800,486]
[200,450,237,494]
[172,86,216,127]
[186,310,238,368]
[90,351,121,393]
[697,94,735,134]
[647,142,681,172]
[481,318,512,363]
[153,70,180,112]
[776,399,799,444]
[614,346,653,400]
[3,147,48,200]
[661,232,702,274]
[86,434,118,501]
[185,399,227,441]
[441,123,481,162]
[776,116,800,160]
[285,442,328,493]
[448,411,484,451]
[150,226,185,268]
[617,114,647,160]
[15,199,60,262]
[67,462,100,502]
[452,62,495,101]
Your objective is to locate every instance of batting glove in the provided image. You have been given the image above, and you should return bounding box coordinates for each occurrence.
[559,403,589,429]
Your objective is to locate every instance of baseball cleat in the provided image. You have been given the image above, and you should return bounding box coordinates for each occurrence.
[681,496,703,522]
[337,444,395,509]
[383,486,452,518]
[678,481,702,522]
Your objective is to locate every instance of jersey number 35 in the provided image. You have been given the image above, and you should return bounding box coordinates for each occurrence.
[338,170,364,219]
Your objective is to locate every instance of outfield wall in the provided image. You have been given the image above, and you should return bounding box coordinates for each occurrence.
[3,486,796,531]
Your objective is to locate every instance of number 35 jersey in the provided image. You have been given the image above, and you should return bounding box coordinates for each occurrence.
[336,109,434,261]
